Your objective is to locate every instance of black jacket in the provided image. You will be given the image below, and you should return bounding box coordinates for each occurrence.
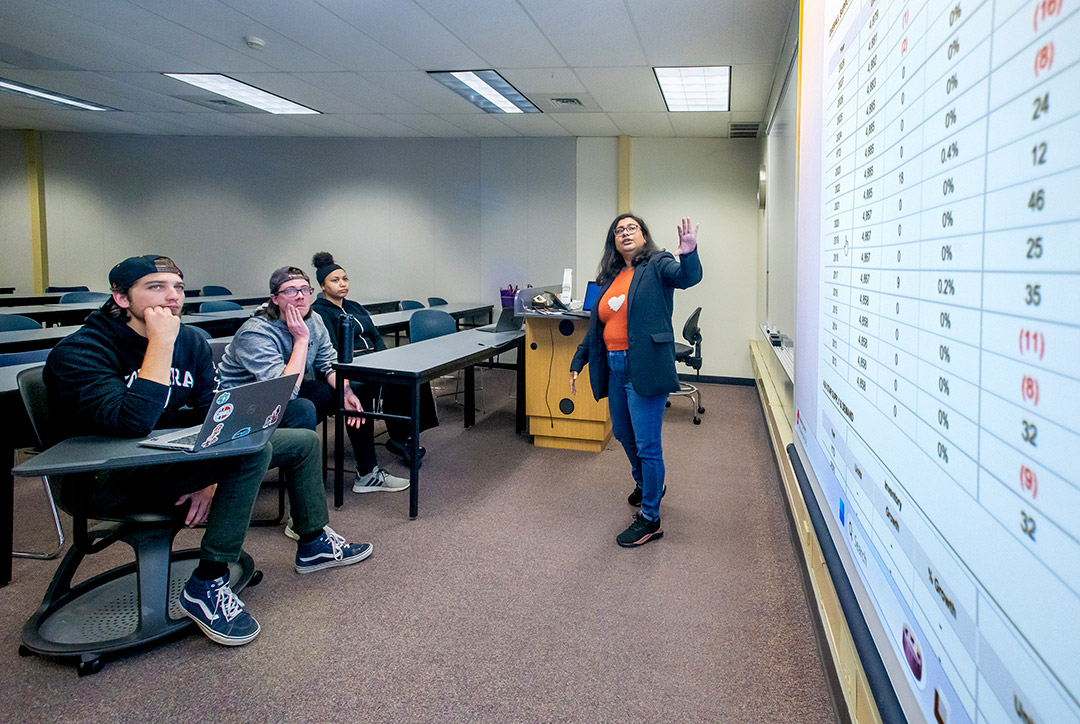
[44,310,215,441]
[310,297,385,356]
[571,249,702,399]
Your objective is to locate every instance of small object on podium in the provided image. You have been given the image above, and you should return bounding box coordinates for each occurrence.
[500,284,519,308]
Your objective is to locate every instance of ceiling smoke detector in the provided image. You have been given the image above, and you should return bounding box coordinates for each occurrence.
[244,36,267,51]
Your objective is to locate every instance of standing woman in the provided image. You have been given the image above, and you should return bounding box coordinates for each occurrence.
[310,252,438,466]
[570,215,702,547]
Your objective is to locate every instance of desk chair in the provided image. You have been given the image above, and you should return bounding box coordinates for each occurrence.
[201,285,232,296]
[427,296,448,307]
[3,353,64,560]
[199,300,242,313]
[0,314,42,332]
[45,286,89,293]
[408,309,476,404]
[668,307,704,425]
[16,366,259,675]
[399,300,424,311]
[59,291,110,304]
[189,324,212,341]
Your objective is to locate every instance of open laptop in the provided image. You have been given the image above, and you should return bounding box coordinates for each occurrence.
[565,281,601,318]
[139,374,298,452]
[477,307,525,333]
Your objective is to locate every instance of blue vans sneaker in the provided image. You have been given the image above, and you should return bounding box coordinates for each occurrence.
[295,529,373,574]
[179,573,260,646]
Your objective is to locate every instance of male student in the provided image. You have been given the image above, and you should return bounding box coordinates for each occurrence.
[44,255,372,647]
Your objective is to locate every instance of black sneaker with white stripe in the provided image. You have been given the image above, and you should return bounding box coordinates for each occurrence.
[616,512,663,548]
[295,529,373,573]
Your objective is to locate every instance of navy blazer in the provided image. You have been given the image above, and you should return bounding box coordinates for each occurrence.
[571,249,702,399]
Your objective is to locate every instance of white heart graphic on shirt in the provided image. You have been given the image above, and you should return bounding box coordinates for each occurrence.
[607,294,625,312]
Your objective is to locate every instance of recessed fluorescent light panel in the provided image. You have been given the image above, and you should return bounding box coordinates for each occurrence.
[654,66,730,112]
[428,70,539,114]
[163,73,319,114]
[0,77,113,111]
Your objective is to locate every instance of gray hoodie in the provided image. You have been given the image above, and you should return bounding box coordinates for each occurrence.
[216,311,336,397]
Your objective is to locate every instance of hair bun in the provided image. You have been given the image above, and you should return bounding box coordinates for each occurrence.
[312,251,335,269]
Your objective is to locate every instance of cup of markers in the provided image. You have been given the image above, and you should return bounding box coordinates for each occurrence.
[500,284,518,308]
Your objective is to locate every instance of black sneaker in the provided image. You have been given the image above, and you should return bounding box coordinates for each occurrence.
[616,513,663,547]
[385,438,426,466]
[627,485,667,507]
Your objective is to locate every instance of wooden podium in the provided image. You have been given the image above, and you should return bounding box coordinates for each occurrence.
[524,314,611,451]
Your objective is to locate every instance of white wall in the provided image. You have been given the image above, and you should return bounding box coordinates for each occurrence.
[630,138,762,379]
[35,134,577,309]
[0,130,33,292]
[0,131,764,378]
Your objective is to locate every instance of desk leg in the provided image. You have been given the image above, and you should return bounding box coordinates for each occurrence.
[334,381,345,509]
[2,441,13,586]
[409,380,420,519]
[515,337,526,434]
[464,366,475,428]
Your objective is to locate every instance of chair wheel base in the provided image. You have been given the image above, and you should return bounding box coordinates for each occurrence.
[665,400,671,408]
[697,406,705,414]
[249,570,263,586]
[18,645,33,657]
[693,417,701,425]
[77,657,103,677]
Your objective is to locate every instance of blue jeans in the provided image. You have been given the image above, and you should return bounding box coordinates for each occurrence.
[606,350,668,521]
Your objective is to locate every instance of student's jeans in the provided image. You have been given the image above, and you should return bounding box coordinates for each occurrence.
[606,350,668,522]
[62,428,329,563]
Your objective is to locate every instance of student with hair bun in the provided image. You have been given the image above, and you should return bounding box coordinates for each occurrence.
[310,252,437,467]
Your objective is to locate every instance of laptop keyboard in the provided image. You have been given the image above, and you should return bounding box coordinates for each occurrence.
[167,430,201,447]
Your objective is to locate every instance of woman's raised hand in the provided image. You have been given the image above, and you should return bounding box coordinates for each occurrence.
[677,217,699,256]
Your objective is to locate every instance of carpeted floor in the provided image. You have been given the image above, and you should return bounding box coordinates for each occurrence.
[2,370,838,723]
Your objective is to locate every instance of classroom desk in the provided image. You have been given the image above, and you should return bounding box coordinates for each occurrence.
[11,429,269,664]
[0,325,80,353]
[1,362,39,586]
[0,292,67,306]
[1,302,100,326]
[369,302,494,337]
[332,326,525,516]
[183,294,270,311]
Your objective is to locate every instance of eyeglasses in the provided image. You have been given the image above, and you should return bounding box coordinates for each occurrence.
[275,286,314,298]
[615,224,640,236]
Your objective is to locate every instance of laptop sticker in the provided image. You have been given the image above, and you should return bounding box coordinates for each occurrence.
[216,391,231,405]
[231,427,251,440]
[213,403,234,422]
[263,404,281,429]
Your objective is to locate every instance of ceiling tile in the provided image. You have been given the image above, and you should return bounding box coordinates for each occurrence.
[627,0,736,65]
[668,112,732,137]
[414,0,564,68]
[729,64,774,113]
[607,112,676,137]
[547,113,622,137]
[518,0,645,67]
[576,67,665,113]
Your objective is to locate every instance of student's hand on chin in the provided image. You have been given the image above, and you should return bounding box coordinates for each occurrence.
[285,305,310,343]
[145,306,181,343]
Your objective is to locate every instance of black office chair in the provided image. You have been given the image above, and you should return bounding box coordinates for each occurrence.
[200,285,232,296]
[45,286,88,293]
[3,353,64,560]
[188,324,212,341]
[15,366,259,675]
[199,300,242,313]
[427,296,448,307]
[59,291,110,304]
[399,300,424,311]
[668,307,704,425]
[0,314,42,332]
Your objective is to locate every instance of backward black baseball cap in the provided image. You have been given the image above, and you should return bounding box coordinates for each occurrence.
[109,255,183,290]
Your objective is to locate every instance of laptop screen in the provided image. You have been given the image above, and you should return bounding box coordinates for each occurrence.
[582,281,601,311]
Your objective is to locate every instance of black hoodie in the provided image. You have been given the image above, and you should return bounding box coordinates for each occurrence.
[44,310,215,441]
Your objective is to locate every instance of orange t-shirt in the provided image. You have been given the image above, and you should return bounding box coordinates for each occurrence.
[598,268,634,351]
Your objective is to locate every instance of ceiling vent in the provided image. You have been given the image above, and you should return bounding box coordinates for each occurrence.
[729,122,761,138]
[529,92,601,113]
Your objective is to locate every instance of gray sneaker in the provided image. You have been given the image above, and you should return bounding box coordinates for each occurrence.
[353,467,409,493]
